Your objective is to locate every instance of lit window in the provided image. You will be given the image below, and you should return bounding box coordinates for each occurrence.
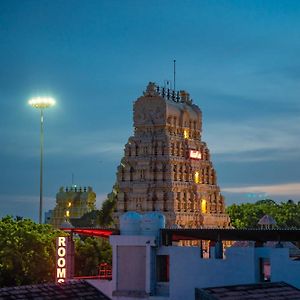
[201,199,207,213]
[194,171,200,184]
[183,129,189,139]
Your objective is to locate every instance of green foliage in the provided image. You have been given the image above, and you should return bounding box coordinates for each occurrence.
[0,216,64,287]
[71,185,118,276]
[226,199,300,229]
[74,237,112,276]
[72,184,118,228]
[70,210,100,228]
[97,184,118,227]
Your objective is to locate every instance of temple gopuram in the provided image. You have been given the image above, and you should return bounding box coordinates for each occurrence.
[114,82,230,228]
[50,186,96,228]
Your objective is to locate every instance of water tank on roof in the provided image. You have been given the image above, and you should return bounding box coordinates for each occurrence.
[141,212,166,237]
[120,212,142,235]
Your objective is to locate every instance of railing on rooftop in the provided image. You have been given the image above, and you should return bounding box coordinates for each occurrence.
[155,86,193,104]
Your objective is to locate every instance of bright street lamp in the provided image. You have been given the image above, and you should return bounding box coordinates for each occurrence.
[28,97,55,224]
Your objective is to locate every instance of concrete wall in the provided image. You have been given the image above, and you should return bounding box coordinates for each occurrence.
[157,246,300,300]
[270,248,300,288]
[117,246,146,291]
[110,235,156,299]
[104,235,300,300]
[158,246,257,300]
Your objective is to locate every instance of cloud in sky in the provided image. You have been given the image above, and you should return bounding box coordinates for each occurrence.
[223,182,300,205]
[1,1,300,218]
[223,182,300,196]
[203,116,300,162]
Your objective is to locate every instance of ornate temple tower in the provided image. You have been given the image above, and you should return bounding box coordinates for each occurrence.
[115,82,230,228]
[50,186,96,228]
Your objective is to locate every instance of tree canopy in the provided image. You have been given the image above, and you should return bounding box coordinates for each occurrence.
[74,237,112,277]
[0,216,64,287]
[71,184,118,228]
[69,185,118,276]
[226,199,300,229]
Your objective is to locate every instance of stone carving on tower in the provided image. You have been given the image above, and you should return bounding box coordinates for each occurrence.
[114,82,230,228]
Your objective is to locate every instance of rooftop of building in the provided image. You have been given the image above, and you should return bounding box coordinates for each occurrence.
[196,282,300,300]
[161,228,300,245]
[0,280,111,300]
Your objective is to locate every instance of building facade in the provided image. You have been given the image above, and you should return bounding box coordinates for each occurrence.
[115,82,229,228]
[50,186,96,228]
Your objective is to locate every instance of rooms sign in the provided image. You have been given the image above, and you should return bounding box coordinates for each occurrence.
[56,236,74,283]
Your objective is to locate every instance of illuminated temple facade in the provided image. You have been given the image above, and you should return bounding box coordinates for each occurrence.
[115,82,230,228]
[50,186,96,228]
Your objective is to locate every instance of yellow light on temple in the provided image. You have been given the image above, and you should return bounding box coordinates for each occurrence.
[183,129,189,139]
[201,199,207,213]
[68,202,72,207]
[194,171,200,184]
[66,210,70,217]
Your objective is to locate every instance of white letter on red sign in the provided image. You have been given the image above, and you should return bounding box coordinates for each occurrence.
[58,237,66,247]
[57,268,66,278]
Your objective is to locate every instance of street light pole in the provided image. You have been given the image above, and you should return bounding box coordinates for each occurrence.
[39,108,44,224]
[29,97,55,224]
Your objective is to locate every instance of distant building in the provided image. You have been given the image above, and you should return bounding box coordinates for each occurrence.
[114,82,230,228]
[44,209,53,224]
[50,186,96,228]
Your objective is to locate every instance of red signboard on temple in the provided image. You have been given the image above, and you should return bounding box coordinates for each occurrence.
[189,150,202,160]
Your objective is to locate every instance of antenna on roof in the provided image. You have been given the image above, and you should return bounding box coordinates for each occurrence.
[173,59,176,91]
[72,173,74,186]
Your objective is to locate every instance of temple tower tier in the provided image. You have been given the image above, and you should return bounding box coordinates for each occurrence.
[114,82,230,228]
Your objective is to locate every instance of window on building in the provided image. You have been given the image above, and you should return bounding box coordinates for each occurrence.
[154,143,158,155]
[194,171,200,184]
[171,143,175,155]
[156,255,169,282]
[130,167,134,181]
[183,129,189,139]
[201,199,207,213]
[173,117,177,126]
[163,192,168,211]
[162,164,166,181]
[259,258,270,282]
[143,146,148,155]
[121,167,125,181]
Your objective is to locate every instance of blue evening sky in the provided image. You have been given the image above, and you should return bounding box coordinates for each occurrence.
[1,0,300,221]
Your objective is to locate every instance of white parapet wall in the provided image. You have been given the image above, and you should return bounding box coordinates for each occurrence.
[110,235,157,300]
[157,245,297,300]
[91,233,300,300]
